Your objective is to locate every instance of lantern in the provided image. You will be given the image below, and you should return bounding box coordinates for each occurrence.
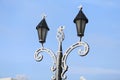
[36,18,49,44]
[74,7,88,39]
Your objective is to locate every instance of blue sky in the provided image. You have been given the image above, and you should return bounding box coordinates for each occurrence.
[0,0,120,80]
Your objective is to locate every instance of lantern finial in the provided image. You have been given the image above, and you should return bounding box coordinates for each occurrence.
[78,5,83,10]
[41,13,47,19]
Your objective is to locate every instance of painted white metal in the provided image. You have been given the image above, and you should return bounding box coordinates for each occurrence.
[34,26,89,80]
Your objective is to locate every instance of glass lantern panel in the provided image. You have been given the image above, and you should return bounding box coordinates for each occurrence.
[81,20,86,35]
[76,20,86,37]
[37,28,48,43]
[76,20,82,36]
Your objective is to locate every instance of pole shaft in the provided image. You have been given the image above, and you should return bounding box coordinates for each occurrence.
[56,42,63,80]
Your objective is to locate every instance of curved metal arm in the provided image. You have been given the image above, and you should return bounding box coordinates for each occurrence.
[61,41,89,79]
[34,47,57,80]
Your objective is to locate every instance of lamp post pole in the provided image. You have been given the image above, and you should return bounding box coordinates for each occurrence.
[34,6,89,80]
[56,41,63,80]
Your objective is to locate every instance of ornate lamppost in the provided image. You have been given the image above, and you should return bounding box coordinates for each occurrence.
[34,6,89,80]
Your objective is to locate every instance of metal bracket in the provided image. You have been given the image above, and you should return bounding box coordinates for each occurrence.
[34,26,89,80]
[34,48,57,80]
[61,41,89,80]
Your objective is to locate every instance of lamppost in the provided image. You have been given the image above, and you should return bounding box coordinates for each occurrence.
[34,6,89,80]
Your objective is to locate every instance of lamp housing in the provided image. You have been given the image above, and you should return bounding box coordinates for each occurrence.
[74,8,88,38]
[36,18,49,44]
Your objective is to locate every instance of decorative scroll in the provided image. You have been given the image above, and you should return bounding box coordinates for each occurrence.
[34,26,90,80]
[34,48,57,80]
[56,26,65,43]
[61,41,89,80]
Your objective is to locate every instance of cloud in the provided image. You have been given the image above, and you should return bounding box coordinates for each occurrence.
[80,76,86,80]
[69,66,120,75]
[15,74,29,80]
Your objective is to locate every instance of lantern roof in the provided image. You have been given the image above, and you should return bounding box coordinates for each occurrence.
[73,8,88,23]
[36,18,50,30]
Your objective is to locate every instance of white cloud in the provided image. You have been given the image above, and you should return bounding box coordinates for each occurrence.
[15,75,29,80]
[80,76,86,80]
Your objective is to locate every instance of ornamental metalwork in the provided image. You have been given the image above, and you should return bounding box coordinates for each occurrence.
[56,26,65,43]
[61,41,89,80]
[34,47,57,80]
[34,26,89,80]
